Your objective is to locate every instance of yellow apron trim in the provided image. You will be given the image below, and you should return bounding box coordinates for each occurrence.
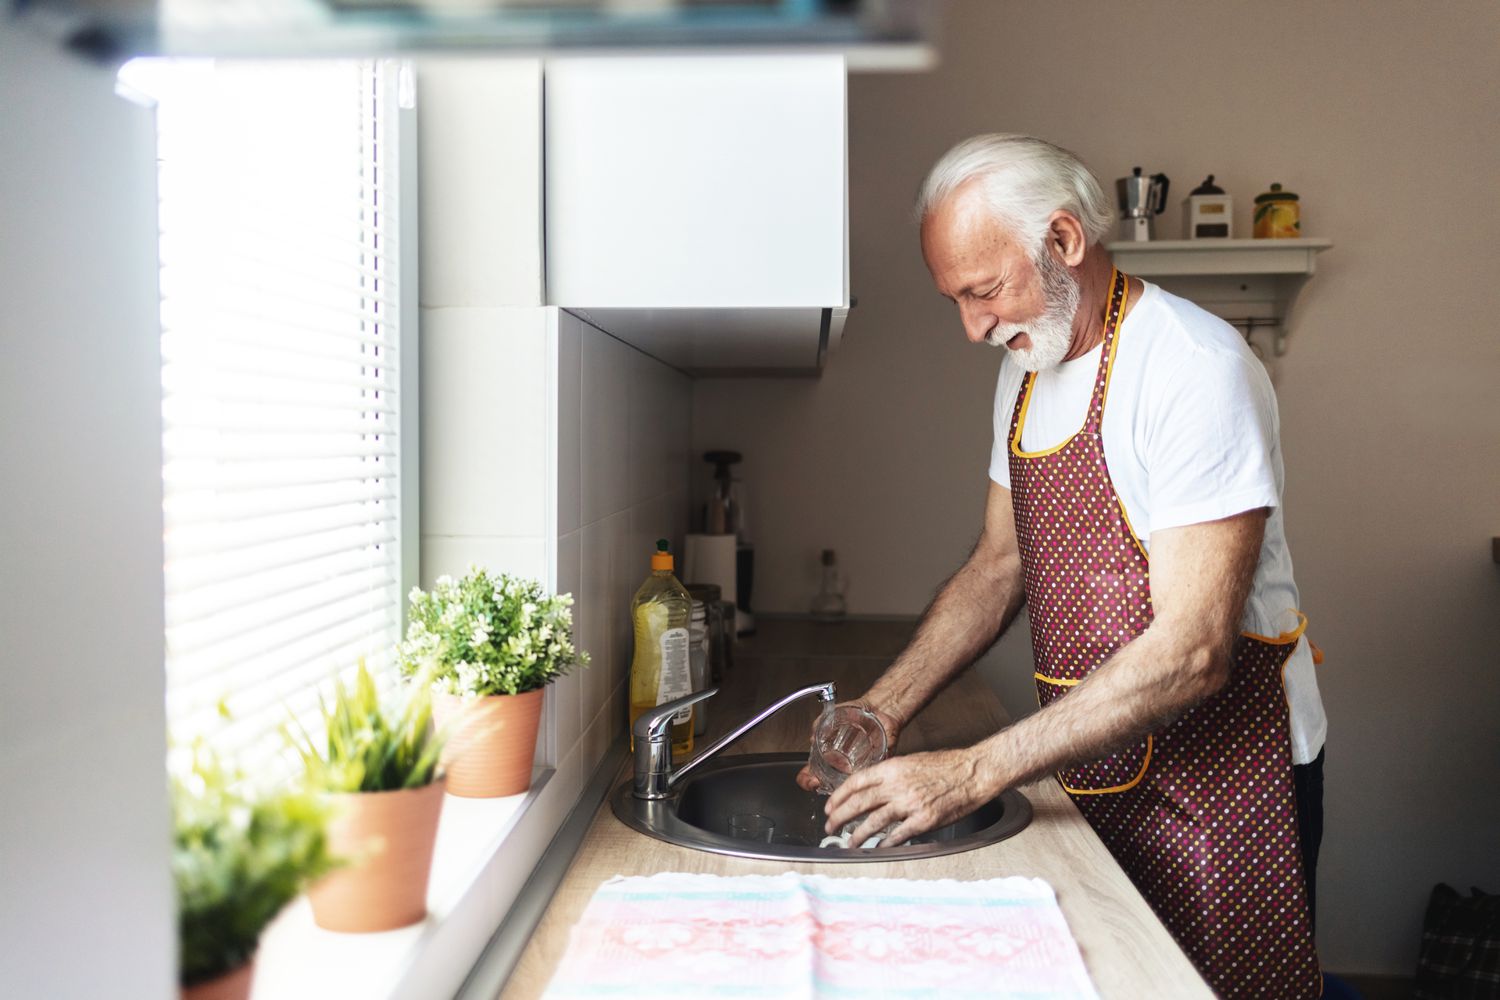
[1065,736,1152,795]
[1009,372,1077,458]
[1099,273,1149,560]
[1034,670,1152,794]
[1034,671,1079,686]
[1241,611,1308,646]
[1094,270,1131,418]
[1010,270,1131,460]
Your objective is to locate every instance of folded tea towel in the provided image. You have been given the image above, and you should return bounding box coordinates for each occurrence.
[542,871,1100,999]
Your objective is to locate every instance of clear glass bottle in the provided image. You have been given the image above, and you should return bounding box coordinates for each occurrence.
[810,548,847,621]
[629,539,694,758]
[685,583,726,684]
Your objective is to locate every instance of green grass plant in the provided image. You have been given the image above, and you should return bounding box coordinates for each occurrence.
[283,661,445,793]
[172,743,336,986]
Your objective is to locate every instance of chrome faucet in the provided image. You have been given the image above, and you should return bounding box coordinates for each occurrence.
[632,681,837,800]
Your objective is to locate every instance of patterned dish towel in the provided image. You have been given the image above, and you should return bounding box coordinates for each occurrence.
[543,872,1100,999]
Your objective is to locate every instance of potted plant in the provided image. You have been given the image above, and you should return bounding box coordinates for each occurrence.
[284,662,447,933]
[172,743,336,1000]
[400,567,588,798]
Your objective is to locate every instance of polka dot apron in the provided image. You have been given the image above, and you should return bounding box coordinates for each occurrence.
[1008,269,1321,998]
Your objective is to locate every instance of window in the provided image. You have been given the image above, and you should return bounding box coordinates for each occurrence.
[131,59,415,772]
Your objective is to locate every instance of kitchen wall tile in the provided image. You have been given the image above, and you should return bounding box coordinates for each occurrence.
[421,535,547,587]
[671,490,691,558]
[669,369,694,500]
[556,311,582,537]
[625,347,654,507]
[420,307,549,539]
[629,492,683,572]
[578,519,613,724]
[580,696,613,775]
[579,323,631,525]
[607,510,637,694]
[542,747,583,847]
[607,677,627,745]
[546,310,694,826]
[549,529,583,759]
[628,350,694,508]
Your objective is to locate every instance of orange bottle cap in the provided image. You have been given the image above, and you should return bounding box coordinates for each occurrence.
[651,538,673,572]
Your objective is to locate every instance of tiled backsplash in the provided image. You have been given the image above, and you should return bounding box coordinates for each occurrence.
[556,309,692,782]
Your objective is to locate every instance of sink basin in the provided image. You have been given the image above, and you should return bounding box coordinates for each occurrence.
[610,752,1032,863]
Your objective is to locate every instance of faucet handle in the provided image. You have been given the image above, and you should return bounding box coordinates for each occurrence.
[634,687,719,744]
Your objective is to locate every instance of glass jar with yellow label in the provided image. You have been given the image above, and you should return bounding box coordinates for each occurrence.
[1253,183,1301,238]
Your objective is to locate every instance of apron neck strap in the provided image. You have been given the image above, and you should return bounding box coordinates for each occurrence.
[1083,268,1130,435]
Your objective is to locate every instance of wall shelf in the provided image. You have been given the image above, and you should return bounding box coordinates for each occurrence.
[1106,238,1331,276]
[1107,238,1333,358]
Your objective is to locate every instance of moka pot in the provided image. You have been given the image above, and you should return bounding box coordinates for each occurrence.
[1116,167,1170,241]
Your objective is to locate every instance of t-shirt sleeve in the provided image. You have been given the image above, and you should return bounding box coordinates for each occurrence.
[989,366,1016,488]
[1145,348,1281,531]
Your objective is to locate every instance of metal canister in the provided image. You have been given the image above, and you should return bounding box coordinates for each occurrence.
[1253,183,1301,238]
[687,599,709,737]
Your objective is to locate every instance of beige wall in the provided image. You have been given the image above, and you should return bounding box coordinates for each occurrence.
[692,0,1500,975]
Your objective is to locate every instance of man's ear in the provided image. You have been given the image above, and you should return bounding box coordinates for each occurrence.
[1046,210,1088,268]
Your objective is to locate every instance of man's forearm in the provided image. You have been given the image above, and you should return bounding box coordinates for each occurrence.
[865,547,1025,728]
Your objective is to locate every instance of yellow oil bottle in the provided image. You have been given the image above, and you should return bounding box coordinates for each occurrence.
[628,539,694,758]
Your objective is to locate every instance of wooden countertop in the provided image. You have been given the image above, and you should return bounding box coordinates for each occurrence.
[501,619,1210,999]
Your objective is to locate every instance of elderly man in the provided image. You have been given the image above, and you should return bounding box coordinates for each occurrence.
[806,135,1327,998]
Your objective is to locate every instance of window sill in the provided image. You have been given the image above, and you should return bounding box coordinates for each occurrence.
[249,766,556,1000]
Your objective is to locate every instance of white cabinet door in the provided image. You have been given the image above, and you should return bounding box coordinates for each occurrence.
[545,54,847,310]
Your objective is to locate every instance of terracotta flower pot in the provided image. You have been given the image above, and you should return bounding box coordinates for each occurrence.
[431,688,544,798]
[307,778,445,933]
[181,958,254,1000]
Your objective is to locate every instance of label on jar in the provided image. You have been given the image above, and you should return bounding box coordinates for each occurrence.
[657,627,692,725]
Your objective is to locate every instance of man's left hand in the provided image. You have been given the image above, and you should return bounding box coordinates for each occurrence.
[822,747,992,847]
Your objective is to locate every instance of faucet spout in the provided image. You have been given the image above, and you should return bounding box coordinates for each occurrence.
[632,681,837,800]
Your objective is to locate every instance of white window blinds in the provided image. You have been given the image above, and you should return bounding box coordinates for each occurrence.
[142,59,410,772]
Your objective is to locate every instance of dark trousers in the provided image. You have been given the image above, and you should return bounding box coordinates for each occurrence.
[1292,747,1326,935]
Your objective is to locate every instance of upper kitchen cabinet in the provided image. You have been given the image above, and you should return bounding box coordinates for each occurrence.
[544,55,849,376]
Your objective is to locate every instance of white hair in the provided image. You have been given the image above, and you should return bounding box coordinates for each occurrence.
[915,134,1115,251]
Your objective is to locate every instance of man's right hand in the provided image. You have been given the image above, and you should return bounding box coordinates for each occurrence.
[794,701,903,792]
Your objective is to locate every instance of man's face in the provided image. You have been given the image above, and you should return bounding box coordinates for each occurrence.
[921,184,1079,371]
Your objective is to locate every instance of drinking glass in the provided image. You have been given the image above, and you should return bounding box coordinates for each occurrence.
[728,813,775,843]
[807,704,889,794]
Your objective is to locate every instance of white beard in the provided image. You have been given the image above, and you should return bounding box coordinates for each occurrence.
[986,250,1081,373]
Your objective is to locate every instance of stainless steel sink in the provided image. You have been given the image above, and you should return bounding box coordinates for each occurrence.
[610,752,1032,863]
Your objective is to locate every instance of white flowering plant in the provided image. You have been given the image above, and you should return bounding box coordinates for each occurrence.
[399,567,588,697]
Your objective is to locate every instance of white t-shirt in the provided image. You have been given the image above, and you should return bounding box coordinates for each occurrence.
[988,280,1326,765]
